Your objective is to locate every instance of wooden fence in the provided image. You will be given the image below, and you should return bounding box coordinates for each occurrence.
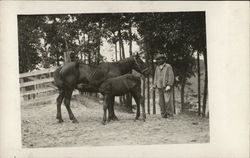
[19,67,59,105]
[19,67,208,116]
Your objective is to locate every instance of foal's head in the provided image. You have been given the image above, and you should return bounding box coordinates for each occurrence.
[130,53,149,76]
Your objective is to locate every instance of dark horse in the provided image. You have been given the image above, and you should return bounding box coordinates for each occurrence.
[77,73,145,125]
[53,54,148,123]
[99,74,145,125]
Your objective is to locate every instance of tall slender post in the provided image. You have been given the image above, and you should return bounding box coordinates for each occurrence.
[142,78,146,113]
[173,85,176,114]
[197,51,201,116]
[147,76,150,114]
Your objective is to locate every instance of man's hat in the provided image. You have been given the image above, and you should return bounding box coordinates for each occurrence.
[154,54,166,60]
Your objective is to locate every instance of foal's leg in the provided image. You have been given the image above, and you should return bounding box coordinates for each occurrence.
[140,94,146,121]
[102,95,108,125]
[131,91,141,121]
[64,89,78,123]
[132,88,146,121]
[56,89,64,123]
[108,96,119,121]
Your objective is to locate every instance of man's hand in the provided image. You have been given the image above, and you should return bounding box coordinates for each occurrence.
[151,85,156,91]
[165,85,171,91]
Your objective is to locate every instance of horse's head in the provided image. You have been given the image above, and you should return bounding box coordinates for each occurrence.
[131,53,149,76]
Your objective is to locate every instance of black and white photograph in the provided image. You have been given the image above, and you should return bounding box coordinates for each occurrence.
[0,1,249,158]
[18,12,210,148]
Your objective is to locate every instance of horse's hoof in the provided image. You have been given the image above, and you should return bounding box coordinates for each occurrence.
[102,121,106,125]
[113,116,119,121]
[109,116,119,121]
[134,117,139,121]
[72,119,79,123]
[58,120,64,123]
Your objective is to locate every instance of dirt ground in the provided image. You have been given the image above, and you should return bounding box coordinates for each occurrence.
[21,95,209,148]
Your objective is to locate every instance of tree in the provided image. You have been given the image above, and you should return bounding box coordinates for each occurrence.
[18,15,44,73]
[135,12,205,112]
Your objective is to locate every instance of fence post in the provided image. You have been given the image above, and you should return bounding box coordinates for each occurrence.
[173,86,176,114]
[147,76,150,114]
[19,67,58,104]
[153,89,156,114]
[142,78,146,113]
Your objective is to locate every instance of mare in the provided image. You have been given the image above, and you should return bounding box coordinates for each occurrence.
[53,54,148,123]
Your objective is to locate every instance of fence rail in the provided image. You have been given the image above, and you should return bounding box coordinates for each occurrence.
[19,67,58,105]
[19,67,57,78]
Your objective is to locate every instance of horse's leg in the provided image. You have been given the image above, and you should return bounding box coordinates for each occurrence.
[107,97,112,122]
[140,94,146,121]
[102,95,108,125]
[56,89,64,123]
[108,96,119,121]
[64,89,78,123]
[132,88,146,121]
[131,91,140,121]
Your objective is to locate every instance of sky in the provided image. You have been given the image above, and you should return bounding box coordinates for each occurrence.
[100,39,140,62]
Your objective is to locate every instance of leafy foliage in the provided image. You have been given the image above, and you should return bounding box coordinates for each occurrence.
[18,12,206,86]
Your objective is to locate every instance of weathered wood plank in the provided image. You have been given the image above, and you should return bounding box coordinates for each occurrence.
[20,78,54,88]
[19,67,57,78]
[20,90,80,105]
[20,87,57,96]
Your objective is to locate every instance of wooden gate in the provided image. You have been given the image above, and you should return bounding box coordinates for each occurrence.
[19,67,58,105]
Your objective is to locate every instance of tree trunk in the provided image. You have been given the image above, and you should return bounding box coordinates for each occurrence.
[97,21,102,64]
[125,29,133,112]
[118,29,125,59]
[147,76,150,114]
[118,30,125,106]
[152,89,156,114]
[80,51,83,60]
[88,51,91,65]
[121,41,125,59]
[119,40,122,60]
[63,39,70,63]
[56,50,60,66]
[150,54,156,114]
[169,51,175,114]
[129,20,133,56]
[173,85,176,114]
[115,42,118,61]
[181,80,186,113]
[202,50,208,117]
[197,51,201,116]
[142,78,146,113]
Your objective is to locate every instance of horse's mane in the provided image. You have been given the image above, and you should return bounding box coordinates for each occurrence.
[76,56,134,68]
[115,56,134,65]
[77,60,99,68]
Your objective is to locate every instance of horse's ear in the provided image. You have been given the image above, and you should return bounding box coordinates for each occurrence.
[135,52,139,58]
[135,51,143,59]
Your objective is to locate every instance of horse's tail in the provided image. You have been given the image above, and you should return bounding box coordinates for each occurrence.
[53,62,80,90]
[75,61,80,83]
[53,67,64,89]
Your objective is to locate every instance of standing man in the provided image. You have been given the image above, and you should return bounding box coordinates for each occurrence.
[152,54,175,118]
